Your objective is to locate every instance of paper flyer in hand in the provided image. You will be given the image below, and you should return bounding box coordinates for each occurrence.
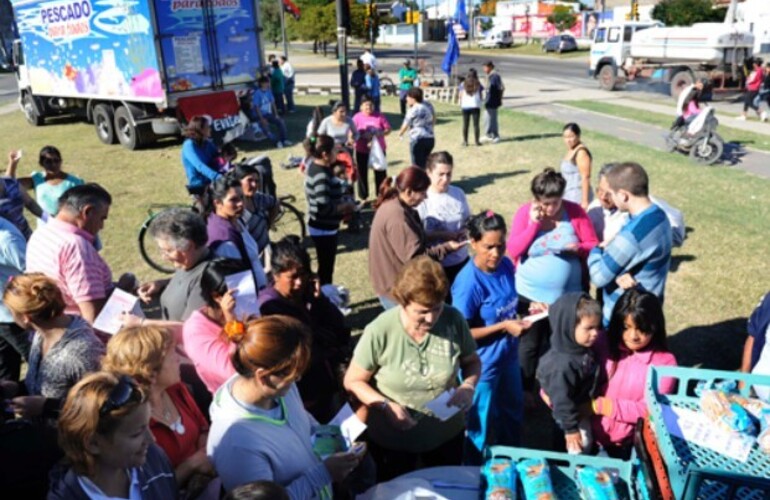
[425,389,461,422]
[224,271,260,321]
[328,403,367,446]
[93,288,144,335]
[522,310,549,323]
[660,404,755,462]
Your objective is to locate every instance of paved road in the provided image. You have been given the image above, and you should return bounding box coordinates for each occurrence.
[0,71,17,99]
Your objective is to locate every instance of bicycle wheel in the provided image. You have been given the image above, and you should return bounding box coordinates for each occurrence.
[270,201,306,242]
[138,211,175,274]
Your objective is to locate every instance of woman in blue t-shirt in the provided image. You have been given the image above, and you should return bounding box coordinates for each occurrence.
[451,210,531,465]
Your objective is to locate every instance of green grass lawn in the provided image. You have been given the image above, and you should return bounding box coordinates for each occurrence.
[3,95,767,370]
[562,99,770,153]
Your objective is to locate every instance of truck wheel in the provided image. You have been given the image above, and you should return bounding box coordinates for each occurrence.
[22,93,44,126]
[598,65,617,91]
[670,71,694,99]
[93,104,117,144]
[114,106,148,150]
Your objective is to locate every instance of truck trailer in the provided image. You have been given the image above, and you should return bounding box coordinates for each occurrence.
[10,0,264,148]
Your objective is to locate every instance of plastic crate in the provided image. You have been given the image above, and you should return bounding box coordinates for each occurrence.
[646,366,770,500]
[484,446,641,499]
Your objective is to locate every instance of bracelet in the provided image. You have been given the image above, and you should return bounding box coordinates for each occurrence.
[370,398,390,411]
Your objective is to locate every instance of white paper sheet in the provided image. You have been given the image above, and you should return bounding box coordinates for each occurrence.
[93,288,144,335]
[224,271,260,321]
[522,311,549,323]
[660,404,755,462]
[425,390,461,422]
[328,403,367,446]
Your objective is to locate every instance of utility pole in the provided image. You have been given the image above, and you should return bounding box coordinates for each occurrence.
[336,0,351,109]
[278,0,288,58]
[369,0,375,53]
[467,0,472,49]
[412,2,418,63]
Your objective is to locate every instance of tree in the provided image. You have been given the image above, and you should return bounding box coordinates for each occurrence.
[652,0,727,26]
[546,5,577,32]
[260,0,282,48]
[479,0,497,17]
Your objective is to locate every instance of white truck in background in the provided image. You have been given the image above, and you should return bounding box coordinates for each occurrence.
[589,0,754,99]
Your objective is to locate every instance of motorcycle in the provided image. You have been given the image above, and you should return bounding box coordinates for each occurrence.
[665,106,724,165]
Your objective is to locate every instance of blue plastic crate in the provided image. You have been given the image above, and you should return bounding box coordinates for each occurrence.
[646,366,770,500]
[485,446,640,499]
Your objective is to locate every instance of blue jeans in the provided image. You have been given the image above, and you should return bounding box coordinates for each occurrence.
[464,344,523,465]
[284,78,295,112]
[259,113,288,143]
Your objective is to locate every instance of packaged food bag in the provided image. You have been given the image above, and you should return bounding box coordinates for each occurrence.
[482,458,517,500]
[699,390,758,436]
[576,466,619,500]
[516,458,555,500]
[311,425,347,458]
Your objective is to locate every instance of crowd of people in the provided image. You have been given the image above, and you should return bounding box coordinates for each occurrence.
[0,58,766,500]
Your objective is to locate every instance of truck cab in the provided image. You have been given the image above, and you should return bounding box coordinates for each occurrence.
[589,21,662,90]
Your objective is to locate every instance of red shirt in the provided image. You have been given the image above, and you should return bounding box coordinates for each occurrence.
[150,383,209,468]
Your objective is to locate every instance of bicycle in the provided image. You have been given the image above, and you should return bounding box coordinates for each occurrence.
[138,194,306,274]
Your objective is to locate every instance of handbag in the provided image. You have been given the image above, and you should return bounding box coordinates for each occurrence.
[368,137,387,172]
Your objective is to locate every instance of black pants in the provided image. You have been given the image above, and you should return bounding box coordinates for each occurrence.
[367,430,464,482]
[355,151,387,201]
[443,257,469,305]
[311,233,338,285]
[462,108,481,144]
[517,295,553,391]
[744,90,760,111]
[410,137,435,169]
[0,323,30,381]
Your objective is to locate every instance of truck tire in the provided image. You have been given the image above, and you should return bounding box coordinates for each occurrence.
[670,71,694,99]
[114,106,149,150]
[22,93,44,126]
[93,104,117,144]
[598,65,617,91]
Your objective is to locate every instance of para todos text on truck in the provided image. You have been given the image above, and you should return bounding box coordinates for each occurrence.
[11,0,264,149]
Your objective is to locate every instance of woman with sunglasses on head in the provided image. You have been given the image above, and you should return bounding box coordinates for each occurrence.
[6,145,84,221]
[103,326,215,493]
[49,372,178,499]
[207,315,360,496]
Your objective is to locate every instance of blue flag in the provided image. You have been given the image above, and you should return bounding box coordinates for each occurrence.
[441,27,459,76]
[455,0,469,31]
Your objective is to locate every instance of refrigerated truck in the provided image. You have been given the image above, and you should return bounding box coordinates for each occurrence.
[10,0,264,149]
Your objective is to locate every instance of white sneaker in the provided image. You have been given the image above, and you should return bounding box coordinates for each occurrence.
[736,115,747,121]
[761,111,768,122]
[276,141,284,148]
[491,136,501,144]
[282,140,293,147]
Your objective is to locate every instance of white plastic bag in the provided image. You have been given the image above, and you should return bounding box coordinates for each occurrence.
[368,137,387,171]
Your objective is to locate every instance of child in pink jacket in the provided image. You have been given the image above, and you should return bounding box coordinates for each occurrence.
[591,288,677,458]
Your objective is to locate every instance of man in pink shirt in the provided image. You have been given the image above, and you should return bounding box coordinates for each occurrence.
[26,183,115,323]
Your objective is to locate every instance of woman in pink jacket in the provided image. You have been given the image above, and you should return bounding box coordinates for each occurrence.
[507,167,598,391]
[591,289,677,458]
[740,57,764,121]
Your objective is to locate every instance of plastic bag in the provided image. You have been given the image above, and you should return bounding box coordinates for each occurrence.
[576,466,619,500]
[516,458,555,499]
[368,137,387,172]
[482,458,516,500]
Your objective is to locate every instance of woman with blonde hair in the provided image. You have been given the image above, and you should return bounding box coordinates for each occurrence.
[102,326,214,490]
[1,273,103,420]
[49,371,178,499]
[207,315,361,496]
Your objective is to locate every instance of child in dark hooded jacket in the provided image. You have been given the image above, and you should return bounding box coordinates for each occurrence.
[537,291,602,454]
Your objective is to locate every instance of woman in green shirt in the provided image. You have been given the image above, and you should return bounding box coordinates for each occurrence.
[398,59,418,117]
[270,60,286,114]
[344,255,481,481]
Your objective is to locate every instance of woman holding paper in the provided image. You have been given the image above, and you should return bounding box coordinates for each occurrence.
[1,273,104,420]
[207,315,361,495]
[103,325,216,492]
[204,174,267,291]
[506,168,598,393]
[258,236,351,422]
[344,256,481,481]
[182,258,248,393]
[451,210,531,465]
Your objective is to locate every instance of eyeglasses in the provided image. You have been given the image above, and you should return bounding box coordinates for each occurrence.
[99,376,142,415]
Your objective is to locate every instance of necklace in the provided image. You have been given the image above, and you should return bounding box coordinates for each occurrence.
[152,392,186,435]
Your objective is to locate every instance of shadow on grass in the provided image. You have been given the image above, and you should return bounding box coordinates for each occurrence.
[670,254,695,273]
[455,169,529,194]
[502,132,562,143]
[347,297,383,332]
[668,317,747,370]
